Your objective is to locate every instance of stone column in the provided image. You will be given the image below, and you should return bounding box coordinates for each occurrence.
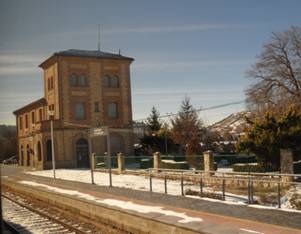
[280,149,294,183]
[117,152,125,174]
[203,150,215,176]
[153,152,161,172]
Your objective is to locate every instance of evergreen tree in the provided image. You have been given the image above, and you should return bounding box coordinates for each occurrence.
[140,106,165,153]
[236,108,301,169]
[171,96,203,159]
[145,106,162,132]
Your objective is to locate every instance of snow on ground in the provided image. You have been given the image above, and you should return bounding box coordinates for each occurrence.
[27,169,247,203]
[27,169,301,212]
[19,180,203,224]
[281,184,301,209]
[216,167,234,173]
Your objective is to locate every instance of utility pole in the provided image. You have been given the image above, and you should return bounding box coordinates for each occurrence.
[164,123,168,155]
[107,130,112,187]
[48,110,56,179]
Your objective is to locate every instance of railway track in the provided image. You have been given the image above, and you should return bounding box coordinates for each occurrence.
[2,191,128,234]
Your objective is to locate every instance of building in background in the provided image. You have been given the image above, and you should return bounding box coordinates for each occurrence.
[13,49,134,169]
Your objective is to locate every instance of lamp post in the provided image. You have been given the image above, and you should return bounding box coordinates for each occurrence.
[48,110,56,179]
[107,129,112,187]
[164,123,168,155]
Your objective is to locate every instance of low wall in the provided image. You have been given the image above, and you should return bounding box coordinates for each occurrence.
[2,179,201,234]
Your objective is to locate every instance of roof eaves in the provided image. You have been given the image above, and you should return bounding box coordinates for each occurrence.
[13,98,47,115]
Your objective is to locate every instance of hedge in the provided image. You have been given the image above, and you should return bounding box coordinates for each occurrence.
[140,158,152,169]
[160,160,190,170]
[233,163,275,173]
[195,162,217,171]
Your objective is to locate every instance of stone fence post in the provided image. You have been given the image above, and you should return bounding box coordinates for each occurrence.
[280,149,294,183]
[203,150,215,176]
[117,152,125,174]
[153,152,161,172]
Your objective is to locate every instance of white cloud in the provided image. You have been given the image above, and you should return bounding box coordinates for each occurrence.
[0,53,44,76]
[134,59,251,72]
[104,23,248,34]
[37,23,250,41]
[0,54,43,64]
[0,66,40,76]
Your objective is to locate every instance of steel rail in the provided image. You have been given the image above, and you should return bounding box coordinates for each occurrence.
[2,193,87,234]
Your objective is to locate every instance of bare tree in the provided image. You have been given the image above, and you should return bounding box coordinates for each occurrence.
[246,26,301,115]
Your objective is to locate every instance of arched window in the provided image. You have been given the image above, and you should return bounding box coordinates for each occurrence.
[103,74,120,88]
[103,74,110,87]
[39,109,43,121]
[46,140,52,161]
[37,142,42,161]
[20,145,24,166]
[110,75,119,88]
[26,144,30,166]
[48,78,51,91]
[69,73,77,86]
[78,74,87,86]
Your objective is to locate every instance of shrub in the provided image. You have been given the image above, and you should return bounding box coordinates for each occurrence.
[233,163,275,173]
[195,162,217,171]
[214,155,256,166]
[140,158,152,169]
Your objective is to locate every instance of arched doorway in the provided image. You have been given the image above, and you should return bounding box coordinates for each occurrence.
[20,145,24,166]
[46,140,52,161]
[76,138,89,168]
[26,144,30,166]
[36,141,42,161]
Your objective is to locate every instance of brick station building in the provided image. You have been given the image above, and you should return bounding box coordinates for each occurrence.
[13,49,134,169]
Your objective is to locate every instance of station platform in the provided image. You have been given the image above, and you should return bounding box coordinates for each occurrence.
[1,165,301,234]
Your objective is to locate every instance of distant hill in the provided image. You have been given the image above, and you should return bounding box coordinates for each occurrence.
[0,125,17,161]
[208,111,251,137]
[0,125,16,138]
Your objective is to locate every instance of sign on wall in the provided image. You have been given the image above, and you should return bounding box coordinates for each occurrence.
[90,126,108,137]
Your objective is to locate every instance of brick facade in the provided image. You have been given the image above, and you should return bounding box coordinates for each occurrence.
[14,49,134,169]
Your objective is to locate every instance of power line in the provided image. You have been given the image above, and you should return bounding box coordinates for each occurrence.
[133,100,245,122]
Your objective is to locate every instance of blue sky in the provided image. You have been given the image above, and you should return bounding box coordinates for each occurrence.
[1,0,301,125]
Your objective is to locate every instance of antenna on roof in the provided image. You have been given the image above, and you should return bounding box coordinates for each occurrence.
[97,24,101,51]
[118,49,121,55]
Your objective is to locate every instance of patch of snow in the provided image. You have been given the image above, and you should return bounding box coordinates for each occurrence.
[280,184,301,210]
[19,180,203,224]
[216,168,233,173]
[161,160,187,164]
[247,204,301,213]
[239,228,264,234]
[26,169,301,213]
[27,169,249,203]
[234,163,258,166]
